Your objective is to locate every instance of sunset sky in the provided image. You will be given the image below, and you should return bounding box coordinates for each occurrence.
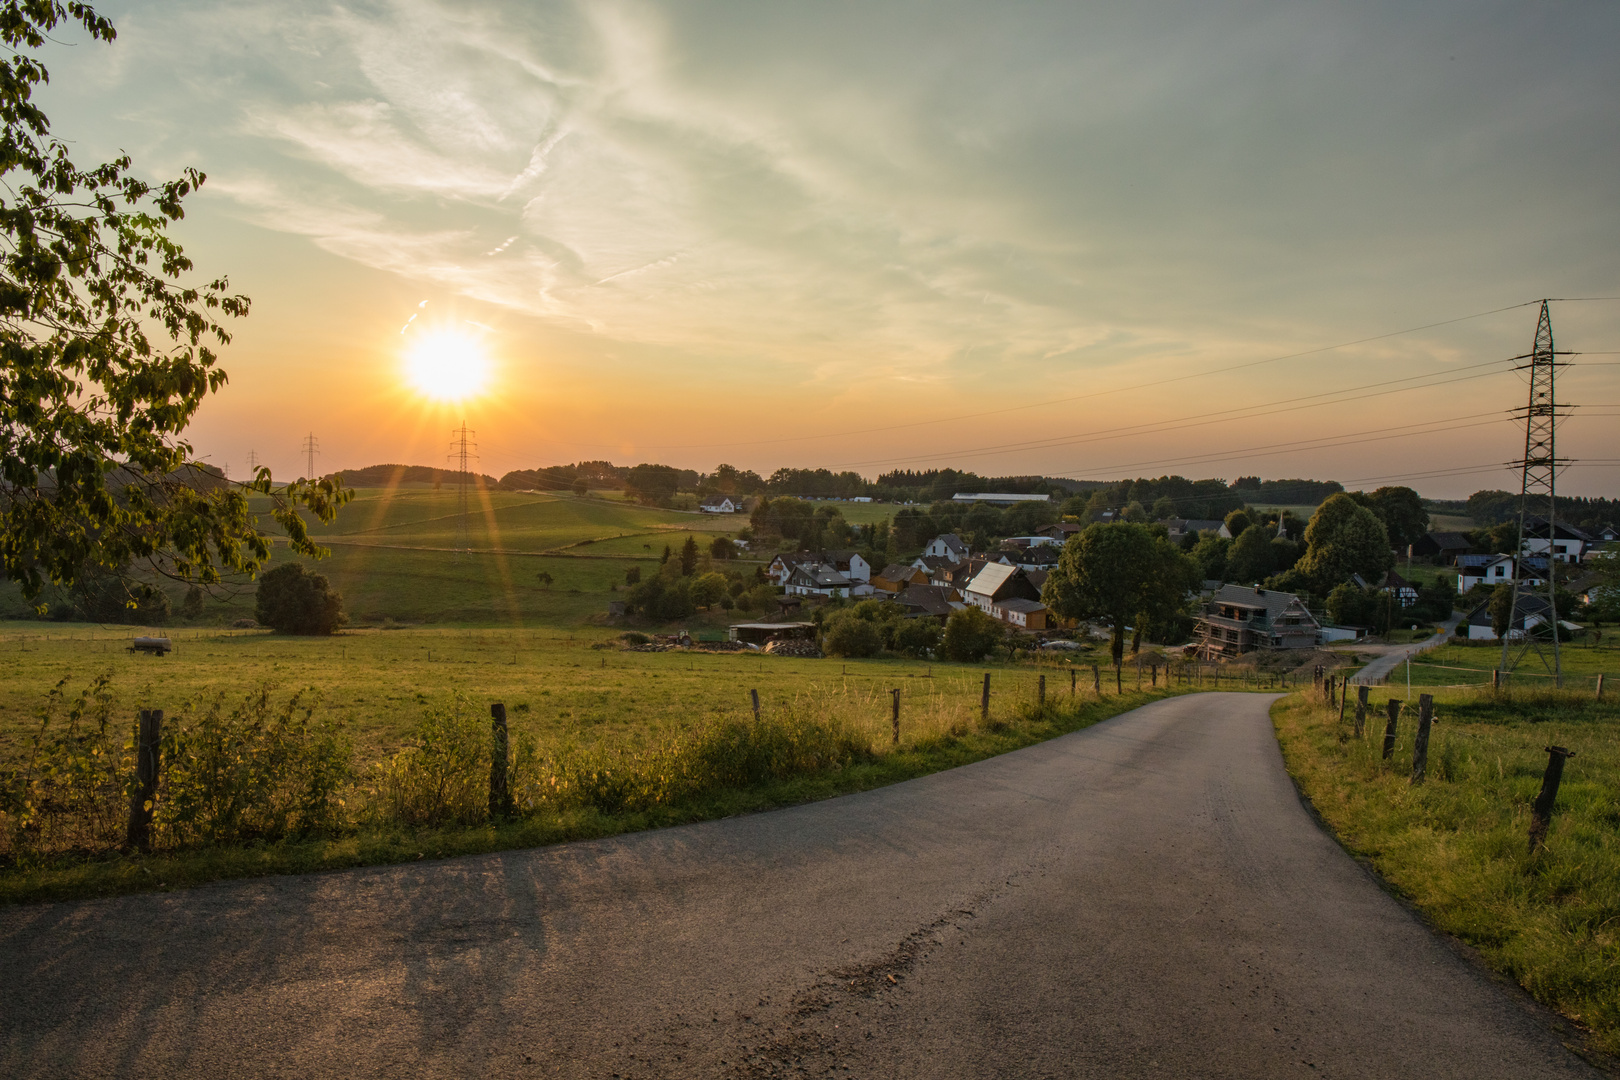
[39,0,1620,497]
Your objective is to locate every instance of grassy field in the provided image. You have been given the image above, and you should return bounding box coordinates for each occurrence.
[0,619,1189,902]
[1273,685,1620,1056]
[0,489,757,627]
[1400,641,1619,693]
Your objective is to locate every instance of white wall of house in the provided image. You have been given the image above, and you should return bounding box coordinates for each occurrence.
[1458,558,1513,593]
[1522,537,1585,563]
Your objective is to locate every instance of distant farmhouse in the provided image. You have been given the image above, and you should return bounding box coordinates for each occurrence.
[698,495,737,514]
[1160,518,1231,543]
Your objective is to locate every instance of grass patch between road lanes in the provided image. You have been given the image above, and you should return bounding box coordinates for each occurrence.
[1272,685,1620,1056]
[2,676,1190,905]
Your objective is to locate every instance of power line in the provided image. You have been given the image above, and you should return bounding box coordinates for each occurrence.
[632,299,1556,452]
[828,354,1521,472]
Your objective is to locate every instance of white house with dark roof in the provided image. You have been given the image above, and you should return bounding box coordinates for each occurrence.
[698,495,737,514]
[1519,517,1595,564]
[1160,518,1232,543]
[1456,554,1514,593]
[924,533,970,561]
[785,564,855,599]
[963,563,1043,616]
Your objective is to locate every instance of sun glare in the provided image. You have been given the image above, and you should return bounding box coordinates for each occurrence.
[403,328,492,402]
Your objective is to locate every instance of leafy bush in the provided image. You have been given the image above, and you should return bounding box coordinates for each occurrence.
[821,611,882,658]
[157,687,352,845]
[942,606,1004,661]
[891,618,941,657]
[517,711,869,815]
[0,674,127,858]
[255,563,346,635]
[366,703,491,828]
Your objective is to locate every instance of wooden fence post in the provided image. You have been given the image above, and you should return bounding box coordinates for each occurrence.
[125,709,163,852]
[1070,668,1077,696]
[1410,694,1434,785]
[1596,673,1605,701]
[489,703,511,818]
[1354,685,1368,738]
[1038,674,1046,706]
[1338,678,1348,723]
[1381,700,1400,760]
[1092,664,1101,694]
[1492,668,1501,692]
[982,673,991,721]
[1528,746,1575,853]
[890,689,901,745]
[1151,663,1158,687]
[1115,664,1123,694]
[751,689,761,721]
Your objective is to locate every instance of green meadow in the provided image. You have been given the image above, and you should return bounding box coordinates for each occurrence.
[1274,684,1620,1055]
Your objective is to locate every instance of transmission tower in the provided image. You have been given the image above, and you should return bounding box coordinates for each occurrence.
[300,433,320,480]
[447,423,478,555]
[245,449,260,477]
[1500,301,1571,686]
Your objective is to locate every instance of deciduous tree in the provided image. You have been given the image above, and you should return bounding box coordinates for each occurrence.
[255,563,345,635]
[0,2,347,599]
[1043,522,1196,667]
[1294,494,1393,593]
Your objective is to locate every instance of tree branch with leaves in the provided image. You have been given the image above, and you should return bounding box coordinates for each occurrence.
[0,1,347,603]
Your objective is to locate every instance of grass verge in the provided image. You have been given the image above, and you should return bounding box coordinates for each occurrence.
[1272,685,1620,1056]
[3,685,1186,905]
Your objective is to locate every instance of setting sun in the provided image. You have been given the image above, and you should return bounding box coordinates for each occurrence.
[403,327,492,402]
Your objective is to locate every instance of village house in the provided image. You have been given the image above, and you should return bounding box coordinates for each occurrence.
[1410,531,1472,563]
[1160,518,1232,543]
[1461,591,1575,642]
[991,597,1048,630]
[766,551,817,586]
[1354,569,1418,607]
[923,533,970,561]
[962,563,1044,620]
[697,495,737,514]
[871,563,930,594]
[1194,584,1321,660]
[1039,522,1082,543]
[821,549,872,583]
[1520,516,1595,564]
[785,564,856,599]
[1456,554,1514,593]
[888,583,964,620]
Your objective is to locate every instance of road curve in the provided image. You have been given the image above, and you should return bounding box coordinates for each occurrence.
[0,693,1598,1079]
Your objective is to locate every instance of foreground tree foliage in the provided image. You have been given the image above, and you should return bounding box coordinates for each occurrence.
[254,563,345,635]
[1291,494,1394,594]
[0,1,346,601]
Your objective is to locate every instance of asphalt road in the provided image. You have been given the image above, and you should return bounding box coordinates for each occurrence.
[1,693,1600,1079]
[1348,617,1464,686]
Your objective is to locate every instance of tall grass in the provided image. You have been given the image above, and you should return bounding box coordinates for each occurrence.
[1273,684,1620,1054]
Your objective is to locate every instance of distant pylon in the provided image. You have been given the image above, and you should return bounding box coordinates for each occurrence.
[245,449,260,477]
[1500,301,1571,686]
[300,433,320,480]
[447,422,478,555]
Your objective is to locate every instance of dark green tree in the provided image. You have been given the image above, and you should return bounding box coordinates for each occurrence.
[1225,524,1275,583]
[679,535,698,576]
[0,3,347,599]
[892,618,941,657]
[709,536,735,560]
[624,566,641,585]
[941,606,1004,662]
[1293,494,1394,593]
[1223,509,1253,537]
[1364,486,1429,552]
[1043,522,1196,667]
[254,563,344,635]
[821,611,882,658]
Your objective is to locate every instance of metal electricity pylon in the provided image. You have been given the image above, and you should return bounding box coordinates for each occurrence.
[300,433,320,481]
[447,422,478,555]
[1500,301,1571,686]
[245,449,260,478]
